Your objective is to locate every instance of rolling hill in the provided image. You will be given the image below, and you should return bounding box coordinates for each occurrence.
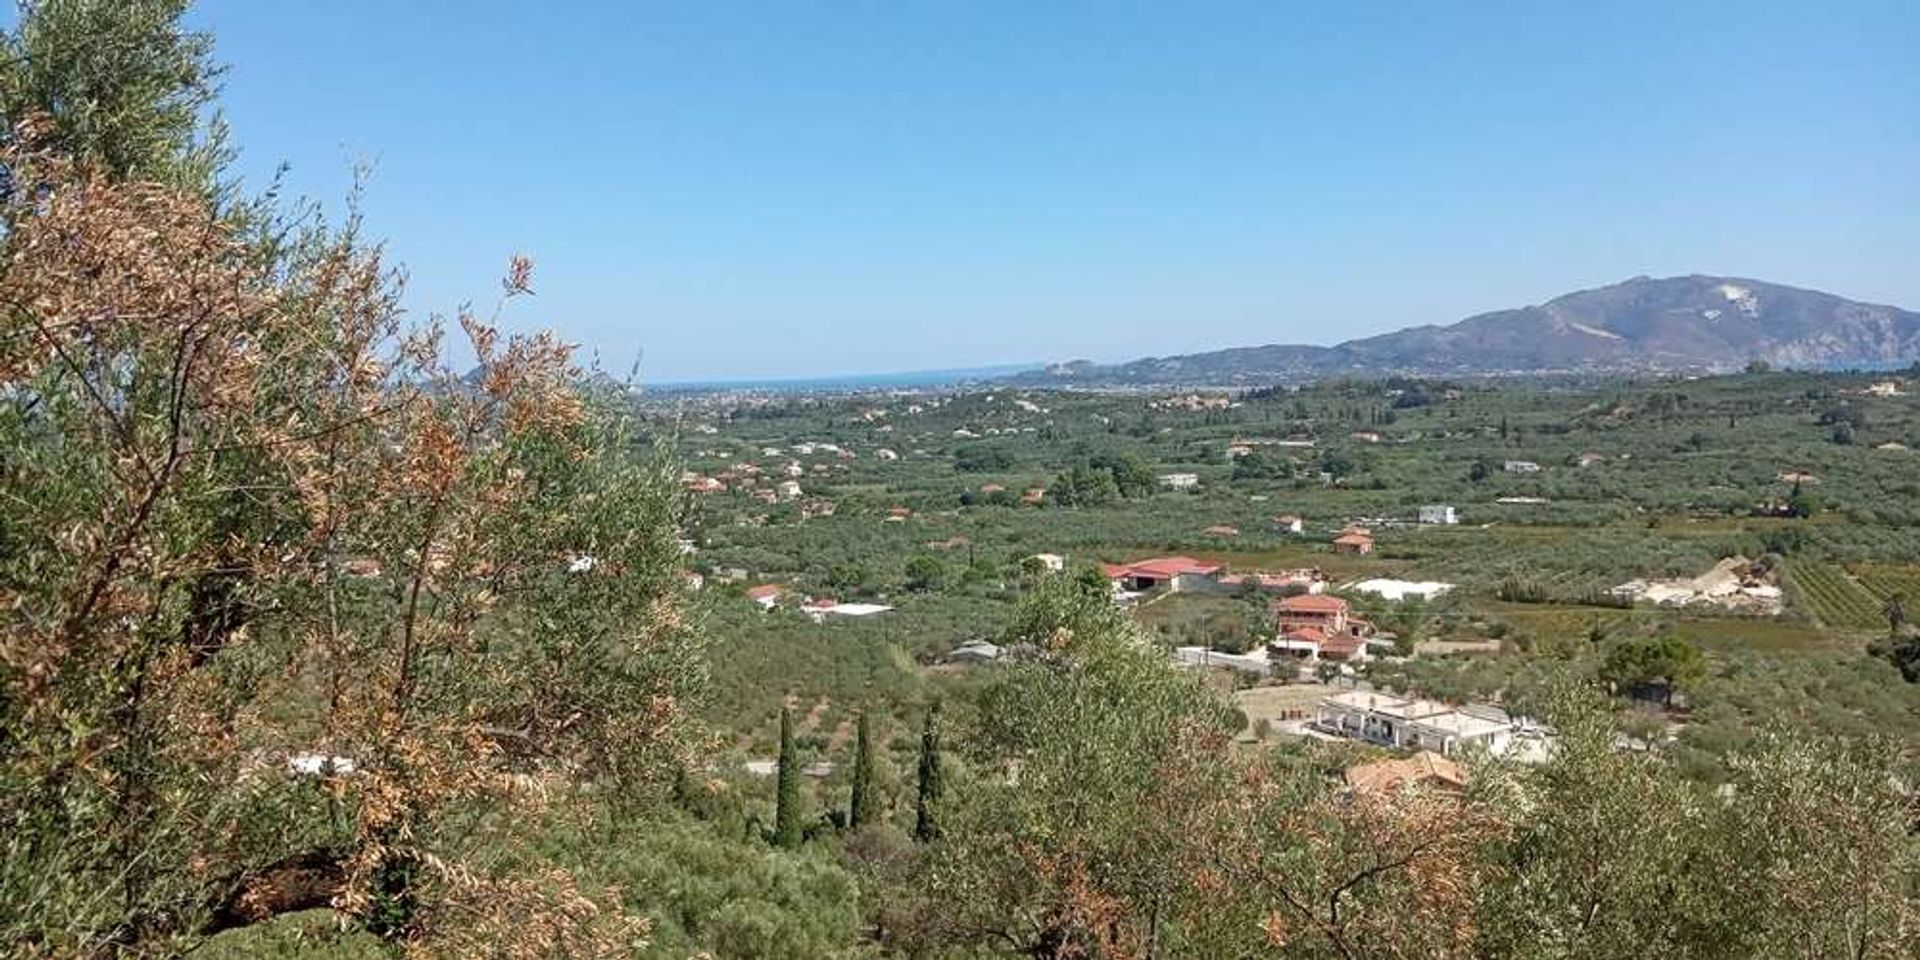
[1009,275,1920,387]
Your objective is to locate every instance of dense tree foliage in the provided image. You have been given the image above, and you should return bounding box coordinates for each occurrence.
[0,4,701,953]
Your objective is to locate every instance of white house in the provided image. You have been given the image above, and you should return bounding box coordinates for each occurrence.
[1026,553,1067,572]
[1503,460,1541,474]
[1315,691,1525,757]
[1273,514,1305,535]
[1158,473,1200,491]
[1417,504,1458,525]
[777,480,803,500]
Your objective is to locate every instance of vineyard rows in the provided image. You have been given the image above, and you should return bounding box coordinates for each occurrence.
[1850,564,1920,608]
[1785,562,1883,629]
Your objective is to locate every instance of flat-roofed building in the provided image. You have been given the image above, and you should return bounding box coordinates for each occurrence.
[1315,691,1518,757]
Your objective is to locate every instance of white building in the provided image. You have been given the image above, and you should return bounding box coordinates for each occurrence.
[1026,553,1066,572]
[1316,691,1530,758]
[1503,460,1541,474]
[777,480,803,500]
[1417,504,1458,525]
[1158,473,1200,491]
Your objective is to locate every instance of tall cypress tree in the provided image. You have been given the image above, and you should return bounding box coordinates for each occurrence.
[848,711,877,829]
[773,706,802,848]
[913,701,943,842]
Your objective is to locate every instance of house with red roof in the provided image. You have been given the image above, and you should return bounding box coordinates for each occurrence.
[1100,556,1225,594]
[1267,594,1376,662]
[1332,531,1374,555]
[745,584,786,609]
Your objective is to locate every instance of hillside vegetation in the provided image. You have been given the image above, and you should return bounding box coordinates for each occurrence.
[2,4,1917,959]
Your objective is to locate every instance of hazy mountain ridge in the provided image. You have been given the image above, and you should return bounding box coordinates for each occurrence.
[1011,275,1920,386]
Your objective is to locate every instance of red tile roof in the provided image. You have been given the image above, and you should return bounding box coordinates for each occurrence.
[1320,634,1364,657]
[746,584,784,601]
[1345,751,1468,794]
[1276,594,1349,613]
[1333,532,1374,546]
[1110,556,1223,579]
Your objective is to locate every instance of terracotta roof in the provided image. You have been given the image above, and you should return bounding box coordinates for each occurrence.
[1285,626,1327,643]
[1117,556,1223,578]
[1344,751,1469,795]
[745,584,784,601]
[1319,633,1364,656]
[1333,532,1374,546]
[1276,593,1349,613]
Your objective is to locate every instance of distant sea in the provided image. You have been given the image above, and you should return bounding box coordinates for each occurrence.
[650,362,1038,394]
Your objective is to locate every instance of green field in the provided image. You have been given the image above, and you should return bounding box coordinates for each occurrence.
[1785,561,1884,629]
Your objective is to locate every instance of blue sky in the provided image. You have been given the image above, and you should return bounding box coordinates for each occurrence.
[191,1,1918,381]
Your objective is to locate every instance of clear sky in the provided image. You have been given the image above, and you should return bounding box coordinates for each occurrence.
[190,1,1919,381]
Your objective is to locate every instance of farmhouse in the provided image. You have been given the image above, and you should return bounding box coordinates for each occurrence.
[1417,504,1458,525]
[745,584,786,609]
[1100,556,1224,593]
[1158,473,1200,491]
[1266,594,1381,663]
[1332,531,1374,555]
[1272,593,1364,636]
[1315,691,1522,757]
[1272,514,1304,535]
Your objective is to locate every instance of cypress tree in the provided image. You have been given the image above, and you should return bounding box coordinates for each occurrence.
[913,701,943,842]
[773,706,802,848]
[848,711,877,829]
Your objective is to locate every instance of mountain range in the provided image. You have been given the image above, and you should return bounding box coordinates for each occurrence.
[1006,275,1920,387]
